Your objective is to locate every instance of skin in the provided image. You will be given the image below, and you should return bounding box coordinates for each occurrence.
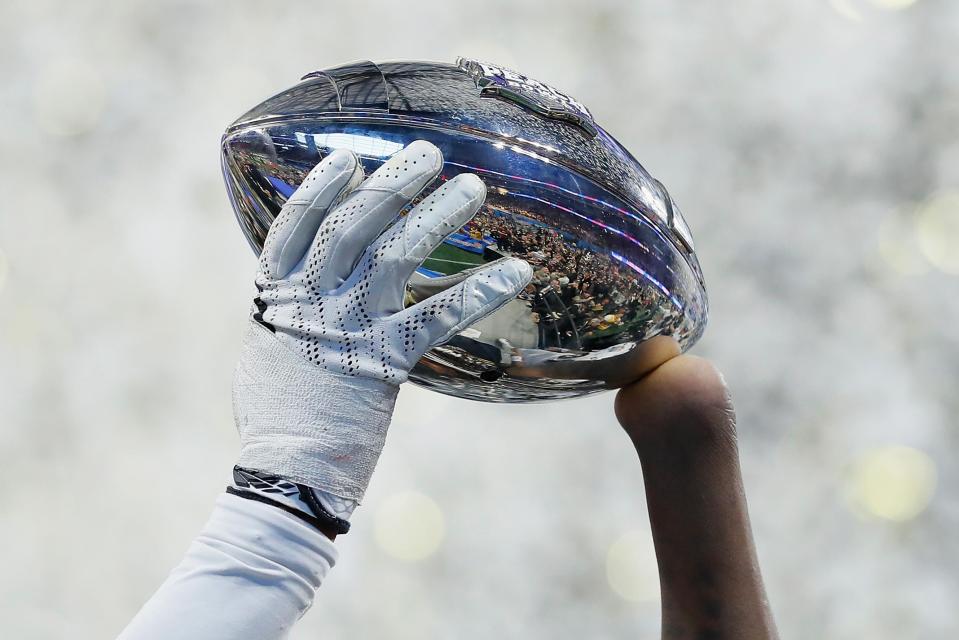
[615,355,779,640]
[322,357,778,638]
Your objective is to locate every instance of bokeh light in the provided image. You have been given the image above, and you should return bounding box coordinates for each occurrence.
[374,491,446,562]
[915,190,959,275]
[606,529,660,603]
[877,210,930,275]
[848,446,937,522]
[32,59,106,137]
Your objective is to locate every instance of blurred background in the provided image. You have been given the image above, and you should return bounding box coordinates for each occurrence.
[1,0,957,637]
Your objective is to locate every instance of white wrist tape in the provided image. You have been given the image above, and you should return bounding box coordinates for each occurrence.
[234,322,397,503]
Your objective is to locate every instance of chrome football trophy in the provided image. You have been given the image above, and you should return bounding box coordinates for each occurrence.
[221,58,708,402]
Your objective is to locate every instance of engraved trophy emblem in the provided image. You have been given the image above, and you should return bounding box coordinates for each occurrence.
[456,57,598,136]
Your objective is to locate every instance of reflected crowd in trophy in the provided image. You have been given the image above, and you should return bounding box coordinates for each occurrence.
[464,205,685,351]
[233,149,690,368]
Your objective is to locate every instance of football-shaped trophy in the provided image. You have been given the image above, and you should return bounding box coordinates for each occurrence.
[222,59,707,402]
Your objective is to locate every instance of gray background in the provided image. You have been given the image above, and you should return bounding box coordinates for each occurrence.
[1,0,957,638]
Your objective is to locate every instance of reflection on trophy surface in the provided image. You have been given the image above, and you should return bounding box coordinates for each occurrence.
[222,58,708,401]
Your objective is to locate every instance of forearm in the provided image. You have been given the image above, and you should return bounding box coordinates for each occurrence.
[119,140,531,640]
[637,430,777,639]
[118,494,336,640]
[616,356,779,640]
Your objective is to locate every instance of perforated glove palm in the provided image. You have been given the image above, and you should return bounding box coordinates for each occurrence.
[233,141,531,522]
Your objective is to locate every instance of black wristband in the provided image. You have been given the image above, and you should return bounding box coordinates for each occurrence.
[228,466,352,536]
[226,486,351,535]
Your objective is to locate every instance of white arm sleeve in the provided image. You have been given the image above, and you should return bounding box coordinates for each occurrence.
[118,492,337,640]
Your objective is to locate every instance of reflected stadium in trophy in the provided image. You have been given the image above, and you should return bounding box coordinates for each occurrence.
[221,58,708,402]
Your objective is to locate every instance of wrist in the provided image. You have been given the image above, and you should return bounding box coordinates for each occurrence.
[228,466,347,539]
[614,355,736,455]
[234,322,398,504]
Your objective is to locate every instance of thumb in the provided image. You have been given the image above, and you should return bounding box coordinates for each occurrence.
[403,257,533,349]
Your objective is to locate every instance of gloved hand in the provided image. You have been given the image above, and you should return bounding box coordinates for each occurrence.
[231,141,532,533]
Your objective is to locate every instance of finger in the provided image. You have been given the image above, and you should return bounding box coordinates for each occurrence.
[303,140,443,291]
[397,173,486,281]
[259,149,362,279]
[407,259,504,301]
[399,257,533,348]
[357,174,486,313]
[614,359,778,638]
[350,173,486,314]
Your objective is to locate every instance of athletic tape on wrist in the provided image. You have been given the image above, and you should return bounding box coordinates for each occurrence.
[234,322,398,503]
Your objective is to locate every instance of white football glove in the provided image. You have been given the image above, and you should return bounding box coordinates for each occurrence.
[232,141,532,528]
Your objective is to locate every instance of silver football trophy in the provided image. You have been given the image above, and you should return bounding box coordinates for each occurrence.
[222,58,708,402]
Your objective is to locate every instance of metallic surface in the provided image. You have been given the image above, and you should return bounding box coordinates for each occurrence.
[221,58,708,402]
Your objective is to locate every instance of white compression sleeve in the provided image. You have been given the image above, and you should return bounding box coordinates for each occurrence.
[118,493,337,640]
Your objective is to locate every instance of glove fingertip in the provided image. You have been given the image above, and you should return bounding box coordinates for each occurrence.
[325,148,357,171]
[506,257,533,288]
[467,258,532,312]
[403,139,444,170]
[456,172,486,200]
[488,257,533,297]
